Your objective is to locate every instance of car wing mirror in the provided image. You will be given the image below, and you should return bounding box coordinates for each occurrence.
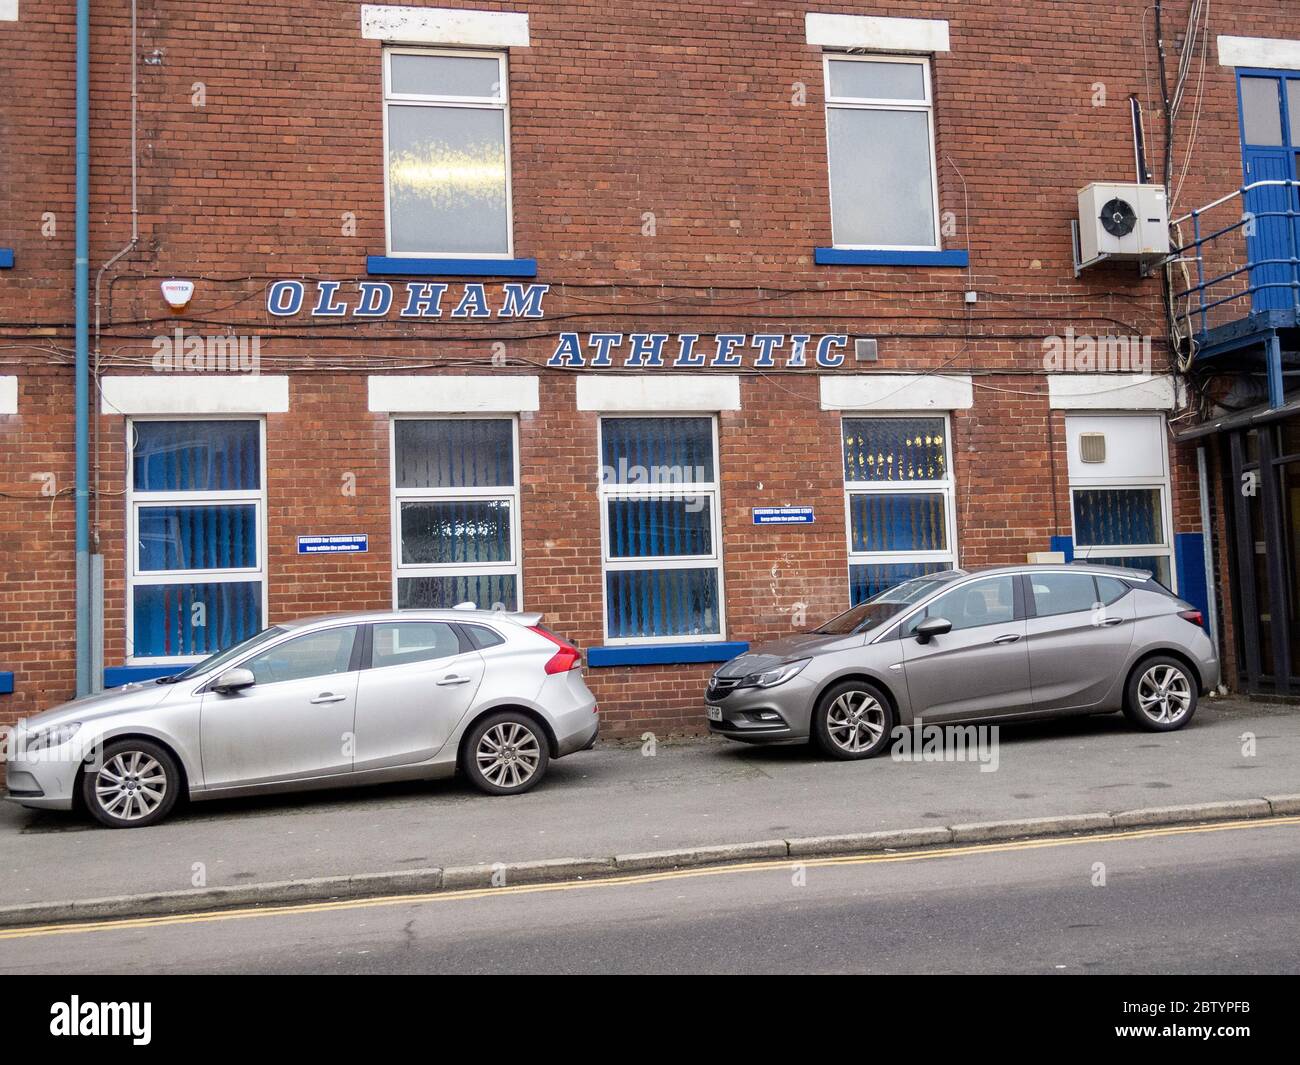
[914,617,953,644]
[211,667,256,694]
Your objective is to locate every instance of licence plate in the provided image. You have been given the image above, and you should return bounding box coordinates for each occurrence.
[706,704,723,722]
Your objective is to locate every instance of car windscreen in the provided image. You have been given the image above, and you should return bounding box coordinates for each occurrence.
[160,626,287,683]
[813,574,959,635]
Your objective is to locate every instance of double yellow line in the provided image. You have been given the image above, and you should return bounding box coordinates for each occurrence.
[3,815,1296,942]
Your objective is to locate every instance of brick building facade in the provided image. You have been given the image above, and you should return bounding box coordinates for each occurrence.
[3,1,1298,737]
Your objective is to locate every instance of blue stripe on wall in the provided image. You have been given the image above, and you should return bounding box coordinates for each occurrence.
[367,256,538,277]
[0,672,13,694]
[588,642,748,667]
[0,249,14,269]
[814,247,969,267]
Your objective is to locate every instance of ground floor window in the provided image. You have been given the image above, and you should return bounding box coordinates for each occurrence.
[391,417,520,610]
[599,416,724,642]
[1066,414,1173,587]
[127,418,266,661]
[842,414,957,603]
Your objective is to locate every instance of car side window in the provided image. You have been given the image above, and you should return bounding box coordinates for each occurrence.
[1095,575,1130,605]
[242,626,358,685]
[907,575,1016,633]
[1030,572,1099,617]
[462,625,505,650]
[371,622,462,669]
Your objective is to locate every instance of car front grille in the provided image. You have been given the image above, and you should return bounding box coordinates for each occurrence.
[707,676,743,699]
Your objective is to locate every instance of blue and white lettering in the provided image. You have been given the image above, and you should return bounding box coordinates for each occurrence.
[625,333,668,367]
[589,333,625,367]
[673,334,705,367]
[312,280,349,317]
[354,282,393,318]
[752,334,784,368]
[400,283,447,318]
[548,333,586,367]
[266,280,305,317]
[451,284,491,319]
[711,334,746,367]
[815,335,847,367]
[499,283,550,319]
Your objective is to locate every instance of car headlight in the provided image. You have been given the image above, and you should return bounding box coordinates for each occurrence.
[24,722,82,753]
[738,659,810,689]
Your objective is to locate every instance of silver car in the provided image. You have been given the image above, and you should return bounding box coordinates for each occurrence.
[706,564,1219,758]
[4,609,598,828]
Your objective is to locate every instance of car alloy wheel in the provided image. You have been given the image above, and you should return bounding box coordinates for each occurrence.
[1137,663,1192,725]
[475,720,542,789]
[95,750,168,821]
[82,738,181,828]
[825,689,887,754]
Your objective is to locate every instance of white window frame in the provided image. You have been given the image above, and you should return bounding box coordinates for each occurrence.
[389,415,523,610]
[1068,416,1176,589]
[382,47,514,259]
[842,413,958,598]
[597,414,726,645]
[822,53,942,252]
[125,416,269,665]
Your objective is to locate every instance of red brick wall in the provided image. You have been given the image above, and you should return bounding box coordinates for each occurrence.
[4,1,1296,735]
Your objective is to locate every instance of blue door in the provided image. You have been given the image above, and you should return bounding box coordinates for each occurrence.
[1238,72,1300,312]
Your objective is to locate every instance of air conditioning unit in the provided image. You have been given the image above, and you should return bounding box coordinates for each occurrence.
[1076,182,1169,267]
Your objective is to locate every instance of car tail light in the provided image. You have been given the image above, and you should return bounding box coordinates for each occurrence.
[1178,609,1204,628]
[531,626,582,674]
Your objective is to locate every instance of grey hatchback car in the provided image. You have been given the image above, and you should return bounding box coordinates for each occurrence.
[5,609,598,828]
[706,564,1219,758]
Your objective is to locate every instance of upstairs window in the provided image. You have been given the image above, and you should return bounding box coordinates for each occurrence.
[383,49,512,257]
[128,419,266,661]
[823,55,940,250]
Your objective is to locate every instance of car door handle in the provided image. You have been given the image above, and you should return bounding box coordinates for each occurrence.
[1099,616,1125,627]
[992,633,1022,645]
[309,692,347,704]
[436,675,472,686]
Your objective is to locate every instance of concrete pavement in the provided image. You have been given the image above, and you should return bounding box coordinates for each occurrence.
[1,695,1297,919]
[3,815,1297,974]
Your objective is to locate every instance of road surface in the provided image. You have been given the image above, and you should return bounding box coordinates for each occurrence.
[2,817,1296,974]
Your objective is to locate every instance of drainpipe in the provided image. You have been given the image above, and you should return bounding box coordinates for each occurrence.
[75,0,91,697]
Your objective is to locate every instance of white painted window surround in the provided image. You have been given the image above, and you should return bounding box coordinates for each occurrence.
[576,375,742,412]
[805,13,950,53]
[369,375,539,412]
[1218,35,1300,70]
[361,5,530,48]
[820,374,973,411]
[0,2,17,24]
[0,376,16,414]
[1047,374,1177,411]
[100,376,289,415]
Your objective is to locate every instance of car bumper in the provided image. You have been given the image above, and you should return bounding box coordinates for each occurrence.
[3,754,80,811]
[705,675,817,743]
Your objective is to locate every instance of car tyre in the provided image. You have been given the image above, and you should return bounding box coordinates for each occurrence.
[463,711,550,795]
[811,680,896,760]
[1123,656,1198,732]
[82,738,181,828]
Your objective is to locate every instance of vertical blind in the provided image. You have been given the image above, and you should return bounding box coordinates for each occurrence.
[132,420,261,492]
[395,419,514,488]
[131,420,264,659]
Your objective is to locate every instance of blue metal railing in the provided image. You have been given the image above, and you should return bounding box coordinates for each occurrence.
[1170,180,1300,341]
